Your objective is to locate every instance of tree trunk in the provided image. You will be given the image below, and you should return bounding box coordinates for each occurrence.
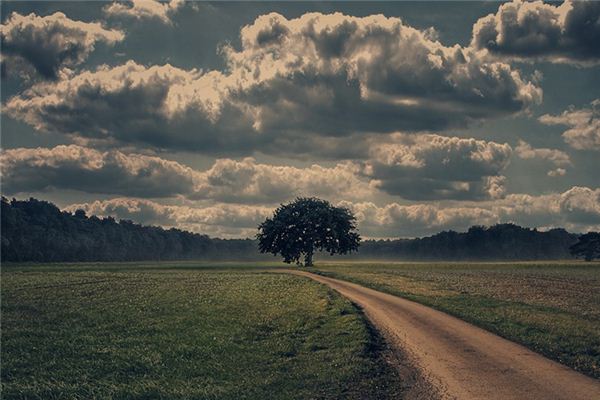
[304,251,313,267]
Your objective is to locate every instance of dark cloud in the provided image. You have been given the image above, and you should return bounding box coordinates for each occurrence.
[5,12,541,157]
[228,12,540,133]
[360,134,512,200]
[0,145,374,203]
[472,0,600,66]
[1,139,518,204]
[0,11,124,80]
[4,62,261,155]
[0,145,196,197]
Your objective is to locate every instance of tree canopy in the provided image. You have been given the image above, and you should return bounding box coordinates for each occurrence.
[0,197,260,262]
[570,232,600,261]
[256,197,361,266]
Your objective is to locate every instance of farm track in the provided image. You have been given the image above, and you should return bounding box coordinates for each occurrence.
[281,269,600,400]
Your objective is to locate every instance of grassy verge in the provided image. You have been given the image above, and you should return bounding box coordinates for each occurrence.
[312,261,600,379]
[2,265,403,399]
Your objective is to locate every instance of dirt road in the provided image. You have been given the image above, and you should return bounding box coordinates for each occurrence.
[284,270,600,400]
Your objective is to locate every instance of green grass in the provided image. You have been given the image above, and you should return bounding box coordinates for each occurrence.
[312,261,600,379]
[1,264,403,399]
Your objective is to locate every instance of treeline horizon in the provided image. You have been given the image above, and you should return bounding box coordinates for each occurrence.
[0,197,586,262]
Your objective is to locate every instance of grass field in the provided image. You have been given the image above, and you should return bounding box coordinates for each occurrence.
[4,260,599,399]
[313,261,600,379]
[1,263,403,400]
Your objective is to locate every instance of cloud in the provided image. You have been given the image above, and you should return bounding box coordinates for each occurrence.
[485,186,600,231]
[342,186,600,237]
[340,200,499,238]
[193,157,373,203]
[103,0,184,24]
[226,12,541,134]
[471,0,600,66]
[514,140,571,176]
[4,61,257,154]
[5,12,541,156]
[360,134,512,200]
[547,168,566,177]
[558,186,600,225]
[64,198,273,238]
[2,140,517,203]
[64,186,600,238]
[0,145,197,197]
[0,145,374,203]
[0,12,124,80]
[514,140,571,166]
[539,99,600,151]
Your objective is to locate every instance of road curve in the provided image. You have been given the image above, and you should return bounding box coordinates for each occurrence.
[282,269,600,400]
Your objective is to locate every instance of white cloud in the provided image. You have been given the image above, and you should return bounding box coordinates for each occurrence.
[361,133,512,200]
[514,140,571,176]
[340,200,499,238]
[515,140,571,166]
[471,0,600,66]
[0,145,374,203]
[193,157,373,203]
[103,0,185,24]
[0,11,124,80]
[65,198,273,238]
[342,186,600,237]
[547,168,566,177]
[558,186,600,225]
[539,99,600,151]
[64,186,600,238]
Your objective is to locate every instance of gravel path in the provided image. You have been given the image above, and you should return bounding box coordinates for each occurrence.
[284,270,600,400]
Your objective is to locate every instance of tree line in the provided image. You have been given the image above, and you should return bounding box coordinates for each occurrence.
[349,224,579,261]
[0,197,591,262]
[1,197,262,262]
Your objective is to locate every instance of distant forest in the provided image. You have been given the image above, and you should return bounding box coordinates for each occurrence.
[343,224,578,261]
[1,197,260,262]
[1,197,582,262]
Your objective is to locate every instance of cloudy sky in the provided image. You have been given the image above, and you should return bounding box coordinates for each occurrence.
[1,0,599,238]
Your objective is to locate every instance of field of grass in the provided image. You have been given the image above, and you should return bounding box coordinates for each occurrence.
[313,261,600,379]
[1,263,404,399]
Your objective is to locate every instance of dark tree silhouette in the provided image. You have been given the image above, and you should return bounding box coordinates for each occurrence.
[1,197,583,262]
[570,232,600,261]
[0,197,261,262]
[256,197,361,266]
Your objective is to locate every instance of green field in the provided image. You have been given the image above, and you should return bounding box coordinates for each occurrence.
[1,263,403,400]
[313,261,600,379]
[3,261,600,399]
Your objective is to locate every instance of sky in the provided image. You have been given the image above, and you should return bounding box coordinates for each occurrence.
[1,0,599,238]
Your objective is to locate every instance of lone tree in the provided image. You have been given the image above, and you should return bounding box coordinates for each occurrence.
[570,232,600,261]
[257,197,360,266]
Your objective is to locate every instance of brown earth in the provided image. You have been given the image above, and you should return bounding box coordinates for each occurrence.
[282,270,600,400]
